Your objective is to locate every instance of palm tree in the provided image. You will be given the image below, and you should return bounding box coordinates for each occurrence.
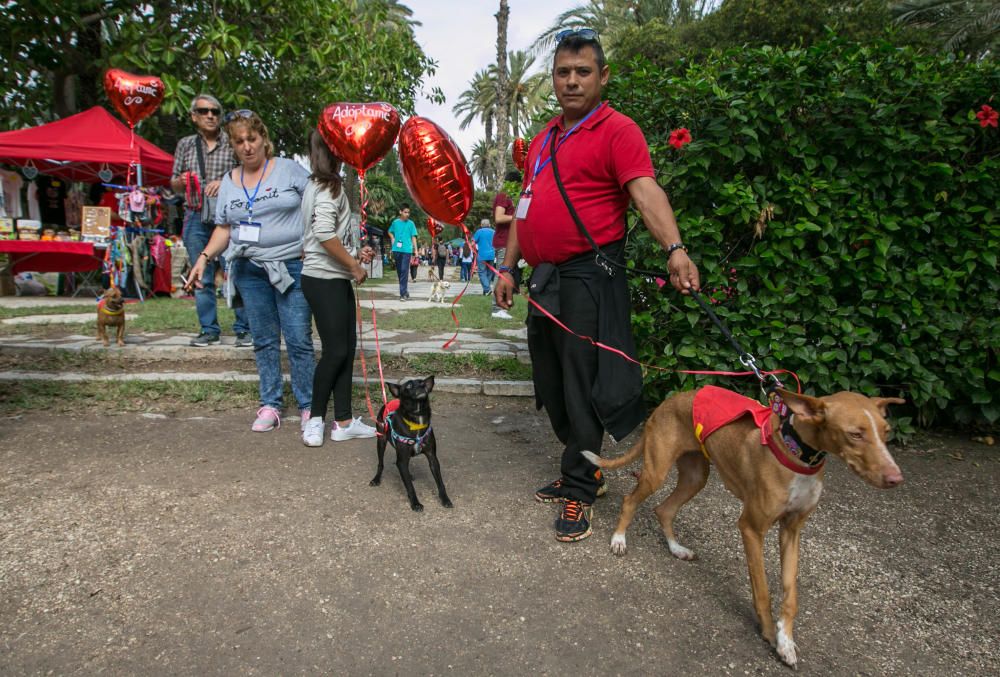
[453,68,496,143]
[494,0,511,192]
[892,0,999,57]
[531,0,715,59]
[453,53,552,149]
[506,51,551,138]
[470,139,502,188]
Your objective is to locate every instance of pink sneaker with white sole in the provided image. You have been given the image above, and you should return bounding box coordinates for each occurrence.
[252,406,281,432]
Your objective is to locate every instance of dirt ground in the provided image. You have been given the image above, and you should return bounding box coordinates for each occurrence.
[1,393,997,676]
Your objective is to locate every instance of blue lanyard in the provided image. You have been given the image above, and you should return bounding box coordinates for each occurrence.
[529,102,605,190]
[239,157,269,221]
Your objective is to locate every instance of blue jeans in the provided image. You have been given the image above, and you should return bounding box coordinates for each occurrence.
[232,258,314,412]
[182,210,249,337]
[394,251,411,297]
[460,261,472,281]
[477,258,495,294]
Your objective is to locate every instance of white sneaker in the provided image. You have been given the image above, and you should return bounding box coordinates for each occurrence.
[491,309,513,319]
[302,417,325,447]
[331,417,377,441]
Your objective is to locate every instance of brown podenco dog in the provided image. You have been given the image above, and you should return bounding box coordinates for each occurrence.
[582,386,904,667]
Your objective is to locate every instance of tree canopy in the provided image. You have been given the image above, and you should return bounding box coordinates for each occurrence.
[1,0,440,155]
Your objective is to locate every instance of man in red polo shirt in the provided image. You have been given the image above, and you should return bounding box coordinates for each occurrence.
[494,29,699,543]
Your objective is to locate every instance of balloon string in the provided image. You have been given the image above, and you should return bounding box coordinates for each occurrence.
[355,286,386,435]
[358,170,368,241]
[440,221,475,350]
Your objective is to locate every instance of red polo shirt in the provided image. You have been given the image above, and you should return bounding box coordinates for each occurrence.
[516,103,654,266]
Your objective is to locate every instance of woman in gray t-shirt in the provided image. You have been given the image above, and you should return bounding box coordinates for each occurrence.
[185,111,314,434]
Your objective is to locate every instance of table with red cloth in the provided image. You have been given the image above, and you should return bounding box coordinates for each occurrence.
[0,239,173,295]
[0,240,104,275]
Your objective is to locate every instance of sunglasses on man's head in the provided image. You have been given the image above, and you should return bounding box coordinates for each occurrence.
[555,28,599,44]
[223,109,255,124]
[194,107,221,116]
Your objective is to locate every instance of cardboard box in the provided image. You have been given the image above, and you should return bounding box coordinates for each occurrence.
[81,206,111,241]
[0,217,14,240]
[17,219,41,240]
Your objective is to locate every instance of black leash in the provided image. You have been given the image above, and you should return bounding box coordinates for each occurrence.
[548,129,784,391]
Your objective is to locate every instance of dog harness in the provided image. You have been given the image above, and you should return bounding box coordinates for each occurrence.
[97,298,124,316]
[692,386,825,475]
[382,399,433,455]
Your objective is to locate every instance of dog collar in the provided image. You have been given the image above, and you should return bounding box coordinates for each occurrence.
[389,416,433,454]
[98,301,124,316]
[779,415,827,470]
[402,417,429,431]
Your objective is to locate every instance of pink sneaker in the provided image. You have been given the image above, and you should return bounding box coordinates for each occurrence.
[252,406,281,432]
[300,409,311,432]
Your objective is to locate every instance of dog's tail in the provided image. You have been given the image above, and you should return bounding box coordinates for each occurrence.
[581,437,645,471]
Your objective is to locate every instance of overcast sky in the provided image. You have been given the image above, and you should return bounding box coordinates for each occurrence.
[406,0,580,158]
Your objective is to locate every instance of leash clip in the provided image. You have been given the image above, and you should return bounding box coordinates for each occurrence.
[596,254,615,278]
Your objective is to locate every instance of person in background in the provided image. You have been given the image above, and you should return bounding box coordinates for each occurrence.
[459,242,473,281]
[493,29,699,543]
[472,218,495,295]
[388,205,417,300]
[185,110,314,433]
[171,94,252,348]
[433,237,448,280]
[299,130,378,447]
[490,169,523,319]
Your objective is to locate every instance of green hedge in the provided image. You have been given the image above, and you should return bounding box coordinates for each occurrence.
[610,38,999,427]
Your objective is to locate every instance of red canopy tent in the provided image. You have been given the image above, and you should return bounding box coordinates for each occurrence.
[0,106,174,186]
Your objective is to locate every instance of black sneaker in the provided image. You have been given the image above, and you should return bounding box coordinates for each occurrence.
[555,500,593,542]
[190,332,220,347]
[234,332,253,347]
[534,472,607,504]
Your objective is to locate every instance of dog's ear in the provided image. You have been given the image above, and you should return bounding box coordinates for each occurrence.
[388,381,401,398]
[872,396,906,417]
[423,375,435,393]
[777,389,826,423]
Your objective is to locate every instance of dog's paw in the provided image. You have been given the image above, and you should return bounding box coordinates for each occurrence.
[441,497,453,508]
[776,620,797,667]
[667,539,697,561]
[610,532,628,556]
[411,502,424,512]
[369,478,381,487]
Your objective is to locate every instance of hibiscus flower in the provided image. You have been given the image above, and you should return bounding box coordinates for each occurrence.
[976,104,998,128]
[668,128,692,149]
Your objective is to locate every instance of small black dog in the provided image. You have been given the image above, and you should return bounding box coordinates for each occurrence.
[370,376,453,512]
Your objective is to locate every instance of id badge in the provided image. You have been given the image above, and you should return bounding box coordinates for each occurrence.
[238,220,262,243]
[515,194,531,219]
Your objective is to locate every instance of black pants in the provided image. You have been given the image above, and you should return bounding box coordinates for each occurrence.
[301,275,356,422]
[436,259,445,280]
[527,275,604,503]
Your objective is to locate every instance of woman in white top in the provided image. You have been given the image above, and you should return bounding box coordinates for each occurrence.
[299,129,377,447]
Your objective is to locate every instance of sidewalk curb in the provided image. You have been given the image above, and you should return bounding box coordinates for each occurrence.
[0,370,535,397]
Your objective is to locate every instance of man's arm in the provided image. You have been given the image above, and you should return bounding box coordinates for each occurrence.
[494,204,514,226]
[493,219,522,310]
[626,176,699,293]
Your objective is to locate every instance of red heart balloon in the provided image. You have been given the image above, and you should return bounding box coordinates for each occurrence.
[318,103,401,174]
[103,69,165,127]
[512,138,526,172]
[397,117,473,226]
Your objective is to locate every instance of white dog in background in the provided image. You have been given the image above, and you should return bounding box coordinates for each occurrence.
[428,278,451,303]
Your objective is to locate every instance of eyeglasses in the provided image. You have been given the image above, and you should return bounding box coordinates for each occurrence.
[194,107,221,116]
[555,28,599,44]
[223,109,255,123]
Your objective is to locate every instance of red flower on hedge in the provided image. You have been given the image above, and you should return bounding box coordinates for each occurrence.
[976,105,998,128]
[668,128,692,149]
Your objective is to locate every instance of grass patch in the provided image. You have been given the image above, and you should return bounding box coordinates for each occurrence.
[0,380,404,416]
[378,352,531,381]
[0,380,261,415]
